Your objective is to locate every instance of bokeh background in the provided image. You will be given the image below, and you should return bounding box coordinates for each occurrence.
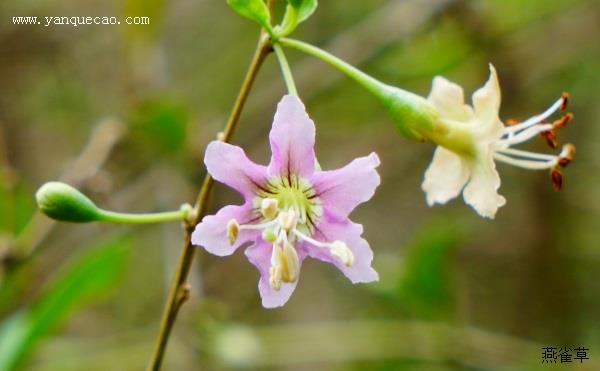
[1,0,599,370]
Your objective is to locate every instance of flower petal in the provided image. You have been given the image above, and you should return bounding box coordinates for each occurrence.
[462,152,506,218]
[472,64,504,136]
[191,203,259,256]
[308,210,378,284]
[422,146,470,206]
[427,76,473,122]
[311,153,381,217]
[244,240,307,308]
[267,95,316,179]
[205,141,268,199]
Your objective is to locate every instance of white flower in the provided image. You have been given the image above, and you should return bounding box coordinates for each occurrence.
[422,64,575,219]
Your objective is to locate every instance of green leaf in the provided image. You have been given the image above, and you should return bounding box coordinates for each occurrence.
[279,0,318,37]
[226,0,273,35]
[0,237,130,371]
[290,0,318,23]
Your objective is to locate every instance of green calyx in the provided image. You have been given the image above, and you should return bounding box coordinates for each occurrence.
[377,85,439,141]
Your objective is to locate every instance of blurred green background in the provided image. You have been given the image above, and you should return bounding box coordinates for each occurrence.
[1,0,599,370]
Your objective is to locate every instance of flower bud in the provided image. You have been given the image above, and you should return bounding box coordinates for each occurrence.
[36,182,101,223]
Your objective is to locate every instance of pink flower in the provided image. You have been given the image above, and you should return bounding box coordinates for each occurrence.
[192,95,380,308]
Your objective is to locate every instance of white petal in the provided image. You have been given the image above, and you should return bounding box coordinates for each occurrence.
[462,152,506,219]
[422,146,470,206]
[427,76,473,121]
[472,64,504,136]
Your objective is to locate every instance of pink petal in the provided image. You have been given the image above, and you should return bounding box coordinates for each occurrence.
[205,141,268,199]
[267,95,316,179]
[311,153,381,217]
[191,203,260,257]
[308,210,378,284]
[244,240,307,308]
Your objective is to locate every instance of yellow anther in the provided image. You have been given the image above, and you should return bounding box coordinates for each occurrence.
[226,219,239,245]
[261,198,279,219]
[281,241,300,283]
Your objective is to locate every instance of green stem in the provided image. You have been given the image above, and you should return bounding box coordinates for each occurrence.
[279,37,389,97]
[273,43,298,96]
[97,208,187,224]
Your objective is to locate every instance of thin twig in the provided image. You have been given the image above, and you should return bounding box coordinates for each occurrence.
[144,32,273,371]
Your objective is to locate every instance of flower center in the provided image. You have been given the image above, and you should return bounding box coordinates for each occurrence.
[226,176,354,290]
[493,93,575,191]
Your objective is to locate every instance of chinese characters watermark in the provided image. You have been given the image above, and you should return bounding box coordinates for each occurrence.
[542,347,590,363]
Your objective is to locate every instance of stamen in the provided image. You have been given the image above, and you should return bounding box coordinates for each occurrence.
[504,96,565,134]
[540,129,558,149]
[238,218,278,231]
[293,228,330,249]
[561,92,569,111]
[281,241,300,283]
[551,168,563,192]
[262,229,277,243]
[261,198,279,219]
[330,241,354,267]
[558,144,576,167]
[496,148,557,161]
[278,209,297,231]
[293,229,354,267]
[269,265,282,291]
[502,123,554,146]
[226,219,239,245]
[493,153,557,170]
[269,244,284,290]
[553,113,573,129]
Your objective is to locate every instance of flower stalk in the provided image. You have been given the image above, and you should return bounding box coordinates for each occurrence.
[273,43,298,96]
[278,37,437,140]
[96,208,190,224]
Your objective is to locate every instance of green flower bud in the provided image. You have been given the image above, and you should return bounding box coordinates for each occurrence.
[36,182,100,223]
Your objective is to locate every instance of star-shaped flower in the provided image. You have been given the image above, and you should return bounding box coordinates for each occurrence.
[192,95,380,308]
[421,64,575,218]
